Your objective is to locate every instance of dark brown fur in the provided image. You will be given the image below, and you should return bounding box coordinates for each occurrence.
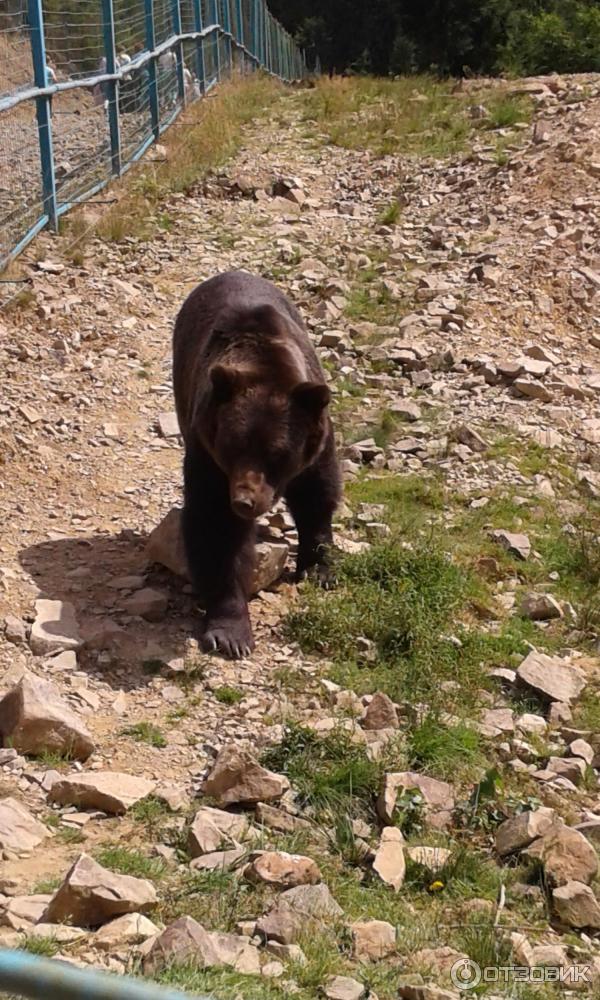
[173,270,341,658]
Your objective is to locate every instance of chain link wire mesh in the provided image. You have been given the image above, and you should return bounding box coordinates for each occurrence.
[0,0,305,277]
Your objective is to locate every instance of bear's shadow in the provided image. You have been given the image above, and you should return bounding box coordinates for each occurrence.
[19,529,195,691]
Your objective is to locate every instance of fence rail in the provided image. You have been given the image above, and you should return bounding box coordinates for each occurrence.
[0,948,209,999]
[0,0,306,267]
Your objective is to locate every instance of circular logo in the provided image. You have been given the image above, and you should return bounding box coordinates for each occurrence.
[451,958,482,991]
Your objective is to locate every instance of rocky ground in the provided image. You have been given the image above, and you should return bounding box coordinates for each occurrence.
[0,71,600,999]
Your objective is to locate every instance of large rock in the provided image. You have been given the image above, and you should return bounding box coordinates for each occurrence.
[0,671,94,761]
[49,771,155,814]
[255,883,343,944]
[143,915,260,975]
[145,508,189,579]
[527,824,598,886]
[351,919,396,961]
[495,807,556,856]
[517,651,586,704]
[245,851,321,888]
[42,854,157,927]
[188,806,253,857]
[200,746,289,807]
[94,912,159,950]
[491,530,531,560]
[0,798,48,852]
[552,881,600,929]
[407,846,452,872]
[362,692,399,731]
[146,508,287,594]
[252,541,289,594]
[520,593,563,621]
[378,772,454,828]
[372,827,405,890]
[29,600,82,656]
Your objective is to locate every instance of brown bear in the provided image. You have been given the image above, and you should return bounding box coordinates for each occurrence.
[173,270,341,659]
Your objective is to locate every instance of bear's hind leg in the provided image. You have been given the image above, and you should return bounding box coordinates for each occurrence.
[182,445,256,659]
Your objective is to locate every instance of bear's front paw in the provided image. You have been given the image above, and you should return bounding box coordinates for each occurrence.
[296,562,337,590]
[202,617,255,659]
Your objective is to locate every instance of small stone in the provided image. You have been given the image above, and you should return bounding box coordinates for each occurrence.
[94,912,159,950]
[49,772,155,814]
[245,851,321,888]
[517,651,586,704]
[391,400,421,422]
[255,884,343,945]
[188,806,252,857]
[520,592,563,621]
[157,412,180,438]
[362,692,399,731]
[200,745,289,807]
[0,670,94,761]
[372,827,405,891]
[570,739,594,765]
[528,824,598,886]
[350,919,396,962]
[143,915,260,974]
[4,615,26,645]
[378,772,454,828]
[123,588,168,622]
[454,423,488,453]
[0,798,48,852]
[42,853,157,927]
[495,808,556,856]
[491,530,531,560]
[324,976,366,1000]
[29,599,82,655]
[407,846,452,871]
[552,881,600,929]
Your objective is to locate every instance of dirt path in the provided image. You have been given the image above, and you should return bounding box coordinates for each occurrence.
[1,75,600,996]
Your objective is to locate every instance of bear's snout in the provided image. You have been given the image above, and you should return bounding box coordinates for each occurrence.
[230,470,274,520]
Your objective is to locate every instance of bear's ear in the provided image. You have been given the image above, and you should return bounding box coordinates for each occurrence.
[292,381,331,414]
[210,364,243,403]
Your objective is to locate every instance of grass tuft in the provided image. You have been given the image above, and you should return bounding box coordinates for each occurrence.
[121,721,167,749]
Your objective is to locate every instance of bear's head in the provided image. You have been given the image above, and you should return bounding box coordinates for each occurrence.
[204,364,330,520]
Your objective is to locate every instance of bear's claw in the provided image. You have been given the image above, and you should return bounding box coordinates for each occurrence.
[202,622,255,660]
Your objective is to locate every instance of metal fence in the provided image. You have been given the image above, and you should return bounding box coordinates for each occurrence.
[0,0,306,267]
[0,948,209,999]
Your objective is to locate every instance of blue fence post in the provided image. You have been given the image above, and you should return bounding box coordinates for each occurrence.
[222,0,232,74]
[101,0,121,175]
[27,0,57,232]
[210,0,220,80]
[191,0,206,91]
[236,0,244,73]
[250,0,258,64]
[144,0,160,138]
[170,0,186,103]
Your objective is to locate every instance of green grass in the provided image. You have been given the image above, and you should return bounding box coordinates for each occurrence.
[95,845,166,881]
[56,827,85,845]
[120,721,167,749]
[485,94,532,130]
[407,716,483,781]
[130,795,174,830]
[32,876,61,895]
[286,539,484,714]
[20,936,61,958]
[377,200,402,225]
[261,723,381,817]
[213,686,244,705]
[304,75,475,158]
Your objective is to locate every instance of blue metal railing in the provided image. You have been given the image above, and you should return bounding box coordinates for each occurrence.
[0,0,307,269]
[0,949,208,1000]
